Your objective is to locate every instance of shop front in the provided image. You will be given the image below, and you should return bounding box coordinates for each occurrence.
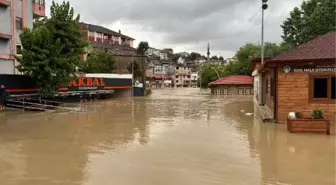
[258,32,336,124]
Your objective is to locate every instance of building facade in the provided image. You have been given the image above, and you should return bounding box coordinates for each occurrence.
[0,0,45,74]
[209,75,254,95]
[174,64,192,87]
[256,32,335,125]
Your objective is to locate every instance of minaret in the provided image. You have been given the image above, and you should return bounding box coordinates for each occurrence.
[207,43,210,62]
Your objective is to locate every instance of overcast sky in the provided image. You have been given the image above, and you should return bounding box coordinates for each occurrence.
[47,0,303,58]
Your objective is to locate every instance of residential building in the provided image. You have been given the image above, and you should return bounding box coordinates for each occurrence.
[79,22,134,48]
[208,75,254,95]
[253,32,335,125]
[191,72,198,88]
[146,47,161,58]
[146,59,175,88]
[79,23,138,74]
[0,0,45,74]
[174,64,192,87]
[90,42,143,74]
[159,52,168,60]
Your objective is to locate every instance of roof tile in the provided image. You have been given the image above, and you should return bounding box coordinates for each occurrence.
[272,32,336,61]
[209,75,253,86]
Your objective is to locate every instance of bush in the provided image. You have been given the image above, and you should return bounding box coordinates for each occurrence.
[311,109,325,120]
[295,112,303,119]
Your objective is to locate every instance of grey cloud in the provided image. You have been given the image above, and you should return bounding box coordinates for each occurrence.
[48,0,302,56]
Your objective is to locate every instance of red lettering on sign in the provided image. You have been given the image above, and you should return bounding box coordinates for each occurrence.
[78,78,86,86]
[87,78,93,86]
[99,78,105,86]
[69,80,77,87]
[92,78,100,86]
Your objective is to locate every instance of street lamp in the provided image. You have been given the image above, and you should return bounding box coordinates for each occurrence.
[261,0,268,64]
[259,0,268,106]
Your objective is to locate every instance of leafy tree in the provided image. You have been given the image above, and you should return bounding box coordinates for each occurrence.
[137,41,149,90]
[172,54,180,63]
[219,56,224,61]
[281,0,335,46]
[190,52,202,61]
[16,1,87,96]
[198,63,225,88]
[126,60,142,78]
[198,42,292,88]
[211,56,219,60]
[81,52,116,73]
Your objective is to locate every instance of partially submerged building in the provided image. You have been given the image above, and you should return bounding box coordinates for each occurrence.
[209,75,253,95]
[251,32,336,124]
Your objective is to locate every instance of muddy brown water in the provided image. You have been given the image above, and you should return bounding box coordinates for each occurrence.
[0,88,334,185]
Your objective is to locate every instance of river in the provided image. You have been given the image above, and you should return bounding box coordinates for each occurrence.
[0,88,334,185]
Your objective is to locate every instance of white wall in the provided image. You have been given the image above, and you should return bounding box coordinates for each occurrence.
[0,59,14,74]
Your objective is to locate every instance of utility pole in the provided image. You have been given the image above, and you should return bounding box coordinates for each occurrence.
[131,55,134,99]
[259,0,268,106]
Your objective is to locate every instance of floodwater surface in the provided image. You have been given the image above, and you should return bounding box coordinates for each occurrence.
[0,88,334,185]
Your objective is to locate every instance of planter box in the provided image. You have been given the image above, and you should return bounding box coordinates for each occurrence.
[287,118,330,135]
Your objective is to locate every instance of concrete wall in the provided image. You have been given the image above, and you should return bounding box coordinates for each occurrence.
[25,0,34,28]
[211,85,253,95]
[0,4,12,56]
[0,6,12,36]
[0,59,14,74]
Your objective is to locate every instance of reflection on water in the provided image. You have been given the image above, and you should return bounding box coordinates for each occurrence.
[0,88,334,185]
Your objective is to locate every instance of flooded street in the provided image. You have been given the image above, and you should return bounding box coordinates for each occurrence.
[0,88,334,185]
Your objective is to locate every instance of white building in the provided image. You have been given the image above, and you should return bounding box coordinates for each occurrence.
[160,52,168,60]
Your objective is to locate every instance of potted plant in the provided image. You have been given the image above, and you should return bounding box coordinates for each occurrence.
[287,109,330,135]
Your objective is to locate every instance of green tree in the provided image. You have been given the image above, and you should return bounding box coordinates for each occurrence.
[172,54,180,63]
[126,61,142,79]
[137,41,149,91]
[281,0,335,46]
[211,56,219,60]
[190,52,201,61]
[198,42,292,88]
[219,56,224,61]
[17,1,87,96]
[198,63,224,88]
[81,52,116,73]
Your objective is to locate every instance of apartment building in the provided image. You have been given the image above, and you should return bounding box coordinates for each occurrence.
[174,64,192,87]
[79,22,134,47]
[0,0,45,74]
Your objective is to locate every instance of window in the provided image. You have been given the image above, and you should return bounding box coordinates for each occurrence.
[238,88,244,95]
[175,75,178,78]
[310,75,336,102]
[176,67,179,70]
[16,45,22,55]
[176,80,179,83]
[245,88,251,95]
[223,89,228,95]
[187,75,190,78]
[16,17,22,30]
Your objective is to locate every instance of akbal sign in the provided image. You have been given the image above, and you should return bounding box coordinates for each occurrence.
[283,65,336,73]
[69,78,105,90]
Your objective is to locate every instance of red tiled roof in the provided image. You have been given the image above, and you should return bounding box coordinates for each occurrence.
[209,75,253,86]
[271,32,336,62]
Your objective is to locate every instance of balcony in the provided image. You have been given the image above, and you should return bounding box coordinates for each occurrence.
[33,0,45,18]
[0,0,10,7]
